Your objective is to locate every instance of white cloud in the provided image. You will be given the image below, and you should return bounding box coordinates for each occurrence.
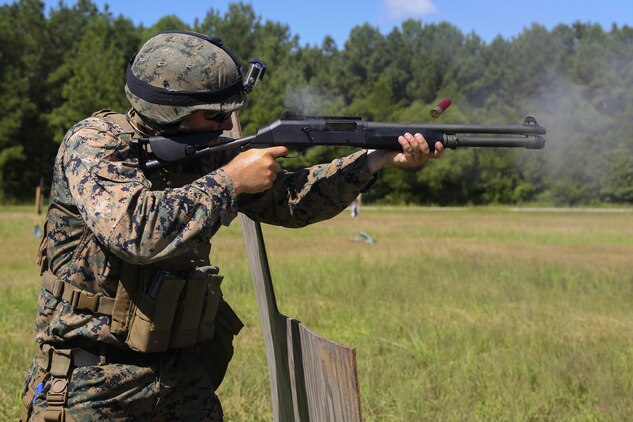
[384,0,438,20]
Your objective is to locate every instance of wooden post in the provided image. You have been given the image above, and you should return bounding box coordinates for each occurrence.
[33,177,44,237]
[227,114,362,422]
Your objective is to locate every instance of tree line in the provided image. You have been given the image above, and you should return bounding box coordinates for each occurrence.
[1,0,632,205]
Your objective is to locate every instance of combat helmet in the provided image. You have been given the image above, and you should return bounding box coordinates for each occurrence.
[125,30,249,127]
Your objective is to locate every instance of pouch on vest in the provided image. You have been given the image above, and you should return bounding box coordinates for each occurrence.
[110,263,141,336]
[199,298,244,390]
[170,266,223,348]
[124,266,225,353]
[126,272,185,352]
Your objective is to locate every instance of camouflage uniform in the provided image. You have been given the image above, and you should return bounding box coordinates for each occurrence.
[21,106,376,421]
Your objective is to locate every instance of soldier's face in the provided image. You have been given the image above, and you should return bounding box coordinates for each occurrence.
[184,111,234,133]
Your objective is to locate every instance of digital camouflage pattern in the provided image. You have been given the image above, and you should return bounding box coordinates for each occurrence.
[22,109,376,419]
[33,109,374,347]
[125,32,248,125]
[24,345,224,421]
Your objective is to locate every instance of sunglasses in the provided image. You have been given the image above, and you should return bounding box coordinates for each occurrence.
[204,111,233,122]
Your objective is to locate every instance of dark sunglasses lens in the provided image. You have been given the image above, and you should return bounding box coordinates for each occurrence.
[204,111,232,122]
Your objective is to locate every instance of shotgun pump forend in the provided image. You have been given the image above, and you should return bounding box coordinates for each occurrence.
[133,111,547,171]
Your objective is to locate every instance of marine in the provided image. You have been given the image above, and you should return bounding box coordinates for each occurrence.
[20,30,442,421]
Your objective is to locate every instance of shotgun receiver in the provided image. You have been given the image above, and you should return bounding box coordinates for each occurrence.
[133,112,546,171]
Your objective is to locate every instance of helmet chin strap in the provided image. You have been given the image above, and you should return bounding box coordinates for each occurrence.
[126,109,163,137]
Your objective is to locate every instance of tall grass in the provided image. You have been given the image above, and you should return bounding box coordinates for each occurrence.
[0,207,43,419]
[2,206,632,420]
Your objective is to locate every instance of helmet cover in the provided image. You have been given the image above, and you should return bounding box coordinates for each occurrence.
[125,30,248,126]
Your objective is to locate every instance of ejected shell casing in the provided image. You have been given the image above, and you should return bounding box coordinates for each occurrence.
[430,97,452,118]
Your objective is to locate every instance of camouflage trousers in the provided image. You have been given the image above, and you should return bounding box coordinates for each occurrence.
[21,345,224,421]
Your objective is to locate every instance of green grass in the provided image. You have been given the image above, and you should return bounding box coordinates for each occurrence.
[2,205,633,420]
[0,207,42,419]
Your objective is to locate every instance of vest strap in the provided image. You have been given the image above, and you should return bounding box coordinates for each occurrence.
[40,345,72,422]
[41,271,114,316]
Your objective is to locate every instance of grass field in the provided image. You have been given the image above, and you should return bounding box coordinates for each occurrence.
[1,205,633,420]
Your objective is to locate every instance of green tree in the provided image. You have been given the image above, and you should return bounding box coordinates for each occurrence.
[47,16,132,139]
[338,24,388,104]
[141,15,189,42]
[601,144,633,202]
[1,1,632,205]
[195,2,259,62]
[0,0,47,201]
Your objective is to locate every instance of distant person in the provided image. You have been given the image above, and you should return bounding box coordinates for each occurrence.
[20,30,443,421]
[351,194,362,218]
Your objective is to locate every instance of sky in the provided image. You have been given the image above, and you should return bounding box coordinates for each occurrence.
[6,0,633,47]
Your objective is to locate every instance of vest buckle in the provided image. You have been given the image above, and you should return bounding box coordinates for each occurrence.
[69,289,101,312]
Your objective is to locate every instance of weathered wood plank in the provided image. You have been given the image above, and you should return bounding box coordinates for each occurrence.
[239,214,295,421]
[287,318,310,421]
[298,324,362,421]
[229,114,362,422]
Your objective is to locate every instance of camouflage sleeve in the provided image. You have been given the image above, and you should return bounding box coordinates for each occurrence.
[62,118,237,264]
[237,149,376,227]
